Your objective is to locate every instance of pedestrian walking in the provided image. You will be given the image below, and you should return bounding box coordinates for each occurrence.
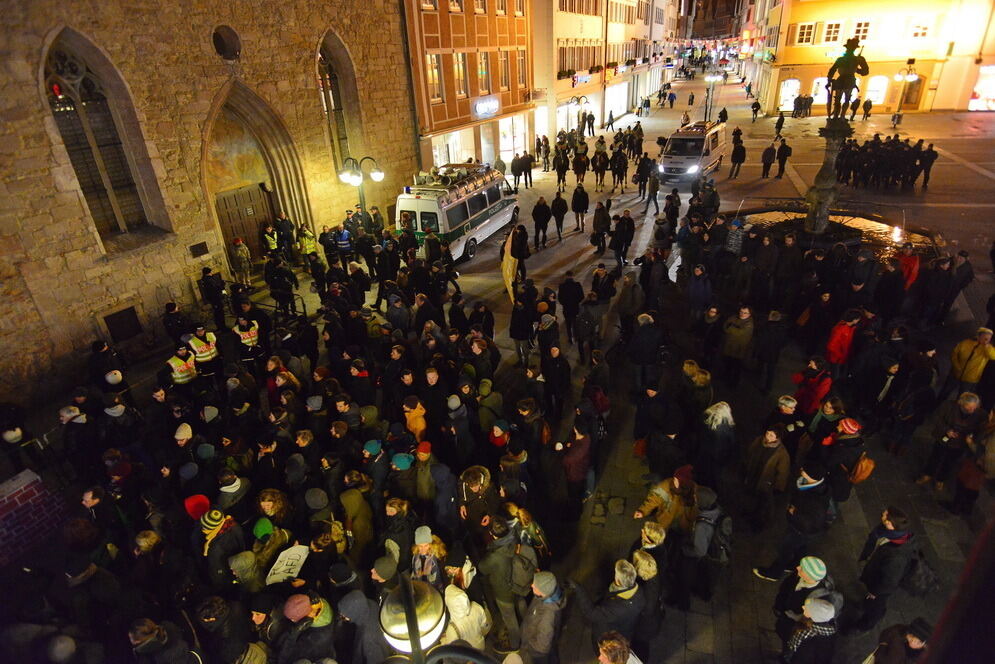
[606,110,615,131]
[550,191,568,241]
[688,92,695,107]
[729,140,746,179]
[571,184,589,232]
[643,173,660,215]
[862,99,873,120]
[775,139,793,179]
[751,100,761,122]
[761,143,776,178]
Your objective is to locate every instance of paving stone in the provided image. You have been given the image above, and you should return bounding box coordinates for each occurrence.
[607,496,626,515]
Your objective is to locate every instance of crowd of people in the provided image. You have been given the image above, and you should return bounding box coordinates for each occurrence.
[0,85,984,664]
[836,136,940,191]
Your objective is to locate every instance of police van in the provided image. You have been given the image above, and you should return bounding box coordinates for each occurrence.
[395,163,517,261]
[658,121,727,183]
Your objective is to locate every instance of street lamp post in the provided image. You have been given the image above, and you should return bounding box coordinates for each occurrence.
[338,155,385,211]
[704,74,722,122]
[380,573,499,664]
[891,61,918,129]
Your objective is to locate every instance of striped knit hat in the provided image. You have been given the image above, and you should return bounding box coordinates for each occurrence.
[799,556,827,582]
[200,509,225,531]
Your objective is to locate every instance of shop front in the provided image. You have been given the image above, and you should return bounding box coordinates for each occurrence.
[969,65,995,111]
[498,113,530,161]
[430,127,476,166]
[605,80,630,124]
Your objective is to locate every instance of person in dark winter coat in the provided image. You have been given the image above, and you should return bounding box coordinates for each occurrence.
[338,589,391,664]
[550,192,569,240]
[277,592,337,664]
[570,559,646,649]
[756,310,790,392]
[195,596,252,664]
[754,462,831,581]
[196,509,246,590]
[772,556,837,644]
[510,224,530,282]
[871,619,931,664]
[129,618,200,664]
[532,198,553,250]
[558,271,585,344]
[631,549,664,661]
[571,185,590,231]
[520,571,567,664]
[853,507,918,632]
[783,598,837,664]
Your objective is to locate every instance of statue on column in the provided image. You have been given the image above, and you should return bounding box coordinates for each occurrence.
[825,37,869,119]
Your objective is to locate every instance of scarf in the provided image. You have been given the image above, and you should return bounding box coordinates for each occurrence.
[202,516,234,556]
[787,621,836,655]
[220,478,242,493]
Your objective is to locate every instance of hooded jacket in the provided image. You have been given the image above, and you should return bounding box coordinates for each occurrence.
[477,380,504,433]
[229,551,266,595]
[442,585,492,650]
[341,488,374,567]
[520,586,567,658]
[477,531,517,603]
[199,599,252,664]
[573,580,645,643]
[339,589,391,664]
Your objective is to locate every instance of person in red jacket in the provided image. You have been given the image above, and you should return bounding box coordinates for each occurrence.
[825,310,861,381]
[897,242,920,291]
[791,356,833,416]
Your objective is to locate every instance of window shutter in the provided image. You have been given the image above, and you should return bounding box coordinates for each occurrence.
[814,22,825,45]
[786,24,798,47]
[786,23,798,47]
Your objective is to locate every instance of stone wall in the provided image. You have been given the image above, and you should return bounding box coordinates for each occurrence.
[0,0,419,405]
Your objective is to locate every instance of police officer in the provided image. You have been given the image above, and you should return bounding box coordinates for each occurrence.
[233,315,263,377]
[188,323,222,385]
[164,344,197,399]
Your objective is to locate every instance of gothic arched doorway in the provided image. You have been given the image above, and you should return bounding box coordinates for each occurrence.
[203,81,312,271]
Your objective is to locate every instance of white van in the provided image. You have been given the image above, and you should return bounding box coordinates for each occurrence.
[395,163,517,261]
[658,121,727,183]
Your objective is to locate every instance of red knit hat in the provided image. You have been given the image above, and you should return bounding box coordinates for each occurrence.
[839,418,862,434]
[673,464,694,485]
[184,494,211,521]
[417,441,432,455]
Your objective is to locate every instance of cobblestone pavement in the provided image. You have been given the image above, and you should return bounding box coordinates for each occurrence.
[10,76,995,663]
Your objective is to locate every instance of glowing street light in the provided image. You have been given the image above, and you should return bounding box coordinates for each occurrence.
[892,60,917,128]
[338,155,384,210]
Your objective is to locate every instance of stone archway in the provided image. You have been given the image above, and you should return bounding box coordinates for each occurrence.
[202,80,313,267]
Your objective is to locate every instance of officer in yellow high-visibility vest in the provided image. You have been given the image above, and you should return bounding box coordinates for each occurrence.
[298,226,318,258]
[233,315,263,376]
[165,344,197,397]
[188,324,221,380]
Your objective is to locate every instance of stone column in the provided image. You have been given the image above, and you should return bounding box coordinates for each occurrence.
[804,118,854,234]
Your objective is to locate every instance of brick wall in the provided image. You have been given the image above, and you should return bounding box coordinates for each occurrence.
[0,470,70,567]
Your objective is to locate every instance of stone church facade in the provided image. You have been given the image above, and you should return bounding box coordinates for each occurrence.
[0,1,418,403]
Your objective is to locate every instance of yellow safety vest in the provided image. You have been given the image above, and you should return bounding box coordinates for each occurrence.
[167,354,197,384]
[300,234,317,256]
[234,321,259,347]
[189,333,219,362]
[264,231,279,250]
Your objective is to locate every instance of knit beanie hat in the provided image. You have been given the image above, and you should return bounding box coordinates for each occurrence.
[673,464,694,485]
[908,617,932,642]
[839,417,862,434]
[414,525,433,545]
[184,494,211,520]
[196,443,216,460]
[306,395,323,411]
[493,419,510,433]
[175,423,193,440]
[392,453,414,470]
[447,395,461,411]
[253,517,275,541]
[374,555,398,580]
[804,598,835,623]
[364,440,383,455]
[179,462,199,481]
[200,509,225,531]
[532,571,558,596]
[202,406,219,423]
[305,488,329,511]
[417,441,432,455]
[799,556,827,582]
[283,594,313,622]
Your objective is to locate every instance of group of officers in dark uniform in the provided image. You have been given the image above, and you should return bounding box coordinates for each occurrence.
[836,135,940,190]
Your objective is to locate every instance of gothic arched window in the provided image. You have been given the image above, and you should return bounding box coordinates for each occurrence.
[318,48,352,169]
[45,43,148,238]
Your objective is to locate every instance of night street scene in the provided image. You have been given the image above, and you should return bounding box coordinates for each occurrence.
[4,1,995,663]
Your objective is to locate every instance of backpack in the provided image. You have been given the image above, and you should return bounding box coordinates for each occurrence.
[901,544,940,597]
[698,510,733,564]
[847,452,875,484]
[589,386,611,415]
[510,543,538,597]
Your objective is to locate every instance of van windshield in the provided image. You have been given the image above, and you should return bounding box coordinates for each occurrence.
[664,137,704,157]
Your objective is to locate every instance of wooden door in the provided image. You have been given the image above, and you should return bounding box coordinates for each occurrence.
[215,184,274,269]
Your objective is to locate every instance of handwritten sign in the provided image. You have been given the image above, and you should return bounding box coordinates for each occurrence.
[265,544,310,585]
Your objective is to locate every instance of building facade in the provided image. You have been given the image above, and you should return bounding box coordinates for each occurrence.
[692,0,738,39]
[403,0,535,167]
[0,1,418,403]
[746,0,995,116]
[532,0,684,140]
